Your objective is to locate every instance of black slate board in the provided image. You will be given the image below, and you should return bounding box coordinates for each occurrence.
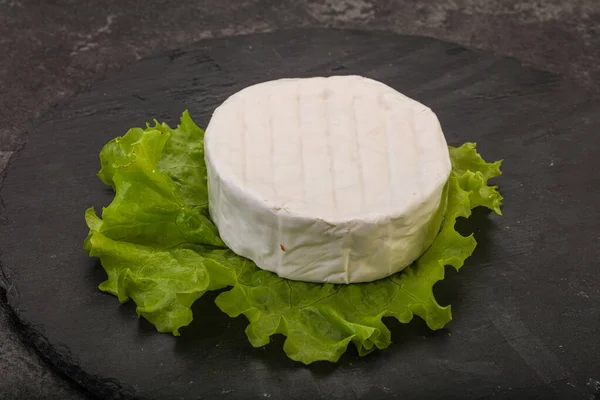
[1,29,599,400]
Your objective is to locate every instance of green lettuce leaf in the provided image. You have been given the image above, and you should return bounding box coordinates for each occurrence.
[85,111,503,363]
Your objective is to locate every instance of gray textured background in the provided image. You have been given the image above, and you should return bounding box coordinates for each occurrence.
[1,1,599,398]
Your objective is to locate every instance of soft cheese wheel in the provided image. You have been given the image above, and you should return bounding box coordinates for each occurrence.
[204,75,451,283]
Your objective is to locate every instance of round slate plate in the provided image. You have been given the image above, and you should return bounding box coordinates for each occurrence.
[1,29,599,400]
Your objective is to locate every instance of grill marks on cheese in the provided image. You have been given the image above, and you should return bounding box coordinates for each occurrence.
[205,76,452,283]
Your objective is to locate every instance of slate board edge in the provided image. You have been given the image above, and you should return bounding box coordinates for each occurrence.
[0,146,131,395]
[0,135,130,398]
[0,27,571,400]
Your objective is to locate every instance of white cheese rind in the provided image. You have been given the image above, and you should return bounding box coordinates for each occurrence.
[204,75,451,283]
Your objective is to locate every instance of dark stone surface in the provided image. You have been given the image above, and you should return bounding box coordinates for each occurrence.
[1,1,599,399]
[2,28,600,400]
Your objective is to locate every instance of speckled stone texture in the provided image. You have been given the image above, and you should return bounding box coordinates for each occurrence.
[1,1,599,398]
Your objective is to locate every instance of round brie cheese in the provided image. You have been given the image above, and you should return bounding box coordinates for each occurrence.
[204,75,451,284]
